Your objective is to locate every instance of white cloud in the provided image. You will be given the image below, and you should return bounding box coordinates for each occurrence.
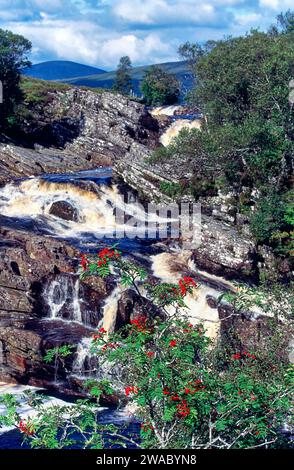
[100,33,172,64]
[235,12,263,26]
[1,0,293,67]
[113,0,222,27]
[6,17,173,66]
[0,0,76,21]
[259,0,294,9]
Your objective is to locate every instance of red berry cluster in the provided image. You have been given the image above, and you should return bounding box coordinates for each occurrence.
[176,400,191,418]
[18,420,35,436]
[146,351,155,358]
[178,277,198,296]
[101,342,118,352]
[125,386,139,397]
[92,327,107,341]
[140,422,154,433]
[80,247,121,272]
[81,254,88,271]
[232,351,257,360]
[130,316,148,332]
[97,247,120,267]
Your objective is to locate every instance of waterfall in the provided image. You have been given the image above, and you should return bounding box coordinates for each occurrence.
[44,278,68,320]
[71,285,122,379]
[160,119,202,147]
[44,276,83,324]
[150,105,181,117]
[0,177,174,242]
[72,338,100,378]
[72,278,82,323]
[150,251,222,340]
[102,286,121,335]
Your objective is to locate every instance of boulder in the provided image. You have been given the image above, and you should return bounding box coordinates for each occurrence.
[191,215,258,281]
[116,288,164,331]
[49,200,79,222]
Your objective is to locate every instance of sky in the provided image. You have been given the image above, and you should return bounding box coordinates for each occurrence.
[0,0,292,69]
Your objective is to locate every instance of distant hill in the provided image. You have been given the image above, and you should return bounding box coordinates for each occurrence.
[60,60,194,98]
[23,60,195,100]
[22,61,107,81]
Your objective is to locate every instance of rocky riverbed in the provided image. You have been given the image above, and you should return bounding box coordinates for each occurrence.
[0,89,290,394]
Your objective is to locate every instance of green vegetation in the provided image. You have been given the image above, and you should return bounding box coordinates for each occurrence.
[113,56,132,95]
[20,76,107,107]
[141,65,180,106]
[153,14,294,257]
[0,250,292,449]
[58,60,191,95]
[0,29,31,129]
[20,76,70,106]
[159,181,185,199]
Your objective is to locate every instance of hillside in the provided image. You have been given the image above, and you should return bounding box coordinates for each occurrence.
[61,60,194,97]
[22,60,107,81]
[22,60,193,97]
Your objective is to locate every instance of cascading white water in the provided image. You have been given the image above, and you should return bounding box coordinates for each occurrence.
[160,119,202,147]
[0,178,173,240]
[44,276,83,324]
[150,105,182,117]
[72,337,99,378]
[71,285,123,378]
[102,286,122,334]
[72,278,83,324]
[150,251,223,340]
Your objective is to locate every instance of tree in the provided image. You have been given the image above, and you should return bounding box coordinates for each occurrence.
[158,20,294,256]
[141,66,180,106]
[0,29,31,129]
[178,40,216,70]
[277,9,294,33]
[113,56,132,95]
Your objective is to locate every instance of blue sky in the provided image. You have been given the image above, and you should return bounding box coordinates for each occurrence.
[0,1,292,69]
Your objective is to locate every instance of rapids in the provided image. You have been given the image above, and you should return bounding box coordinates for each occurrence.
[160,119,202,147]
[0,169,175,246]
[0,164,238,448]
[0,166,231,393]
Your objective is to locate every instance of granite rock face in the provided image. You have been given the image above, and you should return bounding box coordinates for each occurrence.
[192,215,257,281]
[0,88,159,186]
[0,226,108,386]
[114,143,259,281]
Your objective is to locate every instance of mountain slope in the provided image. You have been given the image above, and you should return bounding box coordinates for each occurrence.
[59,60,194,96]
[23,61,107,81]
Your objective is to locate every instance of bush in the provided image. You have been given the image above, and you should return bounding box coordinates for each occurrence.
[141,66,180,106]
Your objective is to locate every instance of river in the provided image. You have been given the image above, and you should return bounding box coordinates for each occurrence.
[0,104,231,448]
[0,164,231,448]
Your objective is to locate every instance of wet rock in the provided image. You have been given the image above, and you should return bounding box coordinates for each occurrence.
[49,200,79,222]
[191,215,258,282]
[0,227,109,386]
[0,323,43,384]
[257,245,293,282]
[206,295,218,309]
[116,288,164,331]
[116,289,141,329]
[219,303,292,363]
[0,88,160,183]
